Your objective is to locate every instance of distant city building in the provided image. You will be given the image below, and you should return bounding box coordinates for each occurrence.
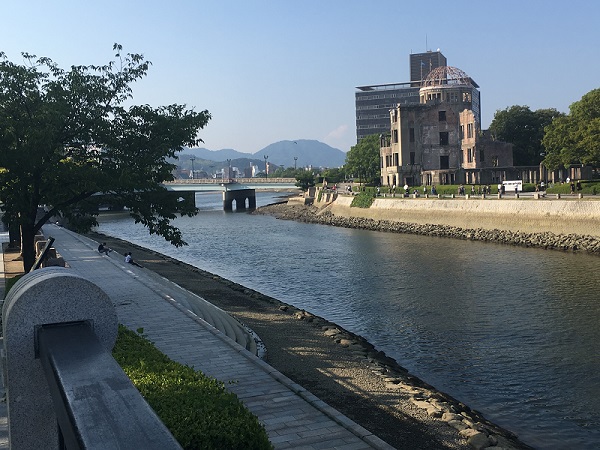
[380,66,514,187]
[355,50,446,143]
[409,51,447,86]
[222,166,240,180]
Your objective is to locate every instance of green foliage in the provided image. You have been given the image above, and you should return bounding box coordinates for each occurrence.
[269,167,302,178]
[489,105,563,166]
[546,180,600,195]
[430,184,536,195]
[321,167,344,184]
[360,186,384,197]
[543,89,600,170]
[350,192,375,208]
[4,275,24,299]
[295,171,315,191]
[345,134,380,185]
[113,326,272,450]
[0,45,211,271]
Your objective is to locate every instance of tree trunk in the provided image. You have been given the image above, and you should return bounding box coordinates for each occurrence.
[8,222,20,249]
[20,223,37,273]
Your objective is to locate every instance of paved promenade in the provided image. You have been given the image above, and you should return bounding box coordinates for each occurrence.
[0,225,393,449]
[0,231,8,448]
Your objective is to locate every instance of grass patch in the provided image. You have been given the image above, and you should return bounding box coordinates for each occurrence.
[3,279,272,448]
[350,191,375,208]
[4,274,24,299]
[546,180,600,195]
[113,326,272,450]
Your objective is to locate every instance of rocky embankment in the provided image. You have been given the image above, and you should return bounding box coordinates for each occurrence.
[88,224,534,449]
[255,203,600,256]
[210,276,529,449]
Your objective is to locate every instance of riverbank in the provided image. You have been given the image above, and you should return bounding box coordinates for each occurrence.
[86,231,530,450]
[256,200,600,256]
[329,193,600,238]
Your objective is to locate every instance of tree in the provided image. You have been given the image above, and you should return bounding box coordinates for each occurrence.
[345,134,380,185]
[489,105,563,166]
[270,166,301,178]
[321,167,344,184]
[295,171,315,191]
[542,88,600,170]
[0,45,211,271]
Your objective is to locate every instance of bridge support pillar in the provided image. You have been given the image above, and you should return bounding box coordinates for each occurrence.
[223,188,256,211]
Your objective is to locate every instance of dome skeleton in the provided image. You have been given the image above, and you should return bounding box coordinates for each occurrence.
[422,66,476,88]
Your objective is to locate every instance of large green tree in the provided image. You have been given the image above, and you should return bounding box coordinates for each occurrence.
[489,105,563,166]
[320,167,344,184]
[345,134,380,185]
[542,88,600,170]
[294,171,315,191]
[0,45,211,271]
[270,166,301,178]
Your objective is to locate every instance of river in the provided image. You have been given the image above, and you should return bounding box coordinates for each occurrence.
[95,191,600,449]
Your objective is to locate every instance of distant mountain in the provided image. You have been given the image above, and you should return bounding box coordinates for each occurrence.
[253,140,345,168]
[183,147,250,161]
[182,139,346,168]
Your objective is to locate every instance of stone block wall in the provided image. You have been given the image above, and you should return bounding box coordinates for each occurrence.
[327,196,600,237]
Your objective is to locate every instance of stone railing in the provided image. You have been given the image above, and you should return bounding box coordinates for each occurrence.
[2,268,181,449]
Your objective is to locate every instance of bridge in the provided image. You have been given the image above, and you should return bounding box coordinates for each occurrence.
[163,178,298,191]
[163,178,299,211]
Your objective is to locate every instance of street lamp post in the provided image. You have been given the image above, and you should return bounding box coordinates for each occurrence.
[190,156,196,179]
[264,155,268,180]
[294,156,298,170]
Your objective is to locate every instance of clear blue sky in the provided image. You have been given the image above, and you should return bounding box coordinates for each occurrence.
[3,1,599,154]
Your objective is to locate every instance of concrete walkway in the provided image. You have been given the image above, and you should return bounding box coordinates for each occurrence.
[0,231,8,449]
[1,225,393,450]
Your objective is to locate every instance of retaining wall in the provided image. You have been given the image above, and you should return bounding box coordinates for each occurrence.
[326,196,600,237]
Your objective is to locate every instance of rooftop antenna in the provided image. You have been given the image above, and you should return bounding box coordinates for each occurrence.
[426,34,428,51]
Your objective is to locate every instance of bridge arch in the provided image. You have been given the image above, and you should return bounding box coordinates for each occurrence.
[223,188,256,211]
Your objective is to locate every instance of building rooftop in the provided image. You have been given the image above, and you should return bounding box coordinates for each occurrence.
[422,66,479,88]
[355,81,414,91]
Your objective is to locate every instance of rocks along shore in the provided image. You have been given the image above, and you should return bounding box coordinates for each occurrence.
[255,203,600,256]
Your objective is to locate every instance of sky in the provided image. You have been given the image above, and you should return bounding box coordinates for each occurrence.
[2,1,599,154]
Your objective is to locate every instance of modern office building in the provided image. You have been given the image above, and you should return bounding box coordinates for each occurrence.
[409,51,447,86]
[355,50,447,143]
[355,82,419,142]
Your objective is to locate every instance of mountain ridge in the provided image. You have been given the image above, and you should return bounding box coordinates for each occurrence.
[182,139,346,168]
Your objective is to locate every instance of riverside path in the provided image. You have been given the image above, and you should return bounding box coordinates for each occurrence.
[0,224,393,450]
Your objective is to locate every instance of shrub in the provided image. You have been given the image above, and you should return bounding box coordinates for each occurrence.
[113,326,272,450]
[546,180,600,195]
[351,192,375,208]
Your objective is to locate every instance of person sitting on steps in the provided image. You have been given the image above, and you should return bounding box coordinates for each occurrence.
[98,242,111,255]
[124,251,143,267]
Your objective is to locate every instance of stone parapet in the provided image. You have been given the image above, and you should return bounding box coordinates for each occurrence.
[327,196,600,237]
[2,268,118,449]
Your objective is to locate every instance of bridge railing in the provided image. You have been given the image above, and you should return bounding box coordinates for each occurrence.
[2,268,181,449]
[165,177,297,184]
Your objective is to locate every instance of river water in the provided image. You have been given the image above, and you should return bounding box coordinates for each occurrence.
[95,192,600,449]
